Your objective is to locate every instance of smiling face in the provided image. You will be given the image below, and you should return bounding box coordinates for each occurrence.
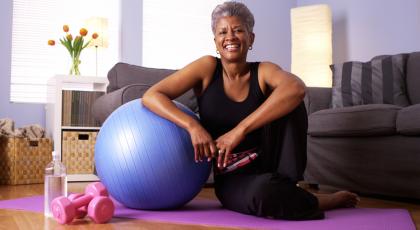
[214,16,254,63]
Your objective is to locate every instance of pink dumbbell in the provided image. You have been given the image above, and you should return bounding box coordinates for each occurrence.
[51,182,115,224]
[67,193,87,219]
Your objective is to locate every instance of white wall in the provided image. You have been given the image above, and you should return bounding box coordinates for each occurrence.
[121,0,296,70]
[243,0,296,70]
[297,0,420,63]
[120,0,143,65]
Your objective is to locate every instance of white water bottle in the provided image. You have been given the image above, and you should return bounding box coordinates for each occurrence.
[44,151,67,217]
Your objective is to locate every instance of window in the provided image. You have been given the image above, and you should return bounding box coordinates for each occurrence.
[142,0,223,69]
[11,0,120,103]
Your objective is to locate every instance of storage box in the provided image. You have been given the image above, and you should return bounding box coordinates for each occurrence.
[62,130,97,174]
[0,136,53,185]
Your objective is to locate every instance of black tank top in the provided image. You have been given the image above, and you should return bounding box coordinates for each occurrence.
[198,58,265,152]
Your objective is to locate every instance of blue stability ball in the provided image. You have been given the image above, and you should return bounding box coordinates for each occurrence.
[95,99,211,210]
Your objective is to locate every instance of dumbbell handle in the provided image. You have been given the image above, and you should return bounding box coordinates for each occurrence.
[71,194,94,208]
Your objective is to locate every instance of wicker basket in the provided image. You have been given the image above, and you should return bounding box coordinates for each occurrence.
[62,131,97,174]
[0,136,52,185]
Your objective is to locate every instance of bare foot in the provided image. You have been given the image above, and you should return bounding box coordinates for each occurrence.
[314,191,360,211]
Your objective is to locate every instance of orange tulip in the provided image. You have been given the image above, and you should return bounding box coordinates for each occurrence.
[63,25,69,32]
[48,24,96,76]
[79,28,88,36]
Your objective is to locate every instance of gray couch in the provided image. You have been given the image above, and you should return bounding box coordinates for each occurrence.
[92,62,197,125]
[304,52,420,199]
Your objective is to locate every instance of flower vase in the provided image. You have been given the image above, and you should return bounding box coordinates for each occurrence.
[69,56,81,76]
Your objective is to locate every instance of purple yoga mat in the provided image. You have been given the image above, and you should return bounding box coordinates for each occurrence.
[0,195,415,230]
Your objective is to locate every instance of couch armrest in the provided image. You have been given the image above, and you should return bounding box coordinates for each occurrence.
[93,83,197,125]
[304,87,332,114]
[107,62,176,93]
[93,84,152,124]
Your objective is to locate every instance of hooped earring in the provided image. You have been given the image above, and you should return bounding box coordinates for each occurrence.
[249,46,253,50]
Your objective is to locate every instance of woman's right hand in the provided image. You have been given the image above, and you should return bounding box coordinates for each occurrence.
[187,124,217,162]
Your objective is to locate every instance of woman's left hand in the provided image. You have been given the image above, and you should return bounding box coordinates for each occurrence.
[215,127,246,169]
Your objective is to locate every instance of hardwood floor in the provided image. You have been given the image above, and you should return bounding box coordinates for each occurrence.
[0,182,419,229]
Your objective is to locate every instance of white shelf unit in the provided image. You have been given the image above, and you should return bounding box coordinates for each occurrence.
[45,75,108,181]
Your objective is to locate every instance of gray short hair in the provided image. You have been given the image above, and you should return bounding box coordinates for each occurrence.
[211,1,255,34]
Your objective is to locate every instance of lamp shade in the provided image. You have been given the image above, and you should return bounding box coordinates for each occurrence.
[85,17,109,48]
[291,4,332,87]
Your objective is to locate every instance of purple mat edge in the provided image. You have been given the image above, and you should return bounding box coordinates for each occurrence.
[0,195,415,230]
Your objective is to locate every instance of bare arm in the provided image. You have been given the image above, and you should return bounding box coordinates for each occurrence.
[216,62,306,167]
[142,55,218,162]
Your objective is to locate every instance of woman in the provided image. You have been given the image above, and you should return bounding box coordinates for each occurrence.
[143,1,359,220]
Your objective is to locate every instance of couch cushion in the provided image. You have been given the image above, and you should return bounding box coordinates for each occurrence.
[107,62,176,93]
[308,104,401,137]
[396,104,420,135]
[330,54,409,108]
[406,52,420,104]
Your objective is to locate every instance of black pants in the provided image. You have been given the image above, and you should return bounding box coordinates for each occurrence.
[214,102,324,220]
